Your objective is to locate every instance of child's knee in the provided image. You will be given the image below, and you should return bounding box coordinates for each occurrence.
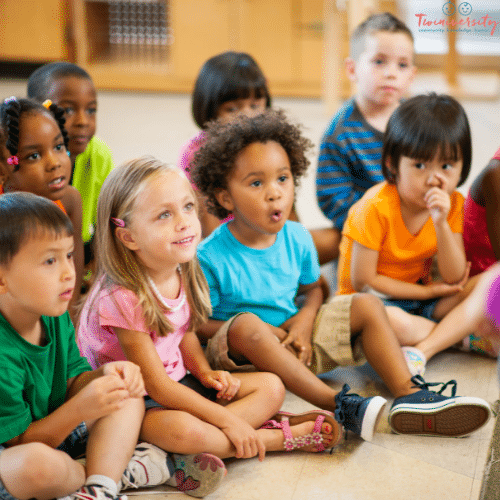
[257,372,286,402]
[10,443,78,490]
[352,293,385,317]
[228,313,272,344]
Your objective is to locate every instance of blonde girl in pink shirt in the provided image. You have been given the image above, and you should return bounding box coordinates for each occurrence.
[78,156,342,470]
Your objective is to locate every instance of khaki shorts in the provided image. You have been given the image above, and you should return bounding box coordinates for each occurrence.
[204,295,365,375]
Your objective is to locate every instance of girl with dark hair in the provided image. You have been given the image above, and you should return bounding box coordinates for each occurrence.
[337,93,492,374]
[0,96,84,314]
[178,51,270,237]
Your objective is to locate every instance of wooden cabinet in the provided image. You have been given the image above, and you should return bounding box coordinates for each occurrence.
[1,0,325,96]
[0,0,69,62]
[72,0,324,96]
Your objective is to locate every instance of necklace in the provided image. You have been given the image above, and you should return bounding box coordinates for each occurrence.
[148,275,186,312]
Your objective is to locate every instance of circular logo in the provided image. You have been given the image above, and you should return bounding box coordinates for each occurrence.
[458,2,472,15]
[442,1,456,16]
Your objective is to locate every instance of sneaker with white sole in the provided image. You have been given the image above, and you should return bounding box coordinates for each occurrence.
[389,375,491,437]
[120,442,226,498]
[69,485,126,500]
[334,384,387,441]
[402,346,426,376]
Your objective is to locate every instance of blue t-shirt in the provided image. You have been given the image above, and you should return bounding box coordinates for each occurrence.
[197,221,321,326]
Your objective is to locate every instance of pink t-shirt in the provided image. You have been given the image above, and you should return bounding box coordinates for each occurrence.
[78,279,190,382]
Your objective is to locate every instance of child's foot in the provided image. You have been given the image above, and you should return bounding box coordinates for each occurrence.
[402,346,426,376]
[69,485,126,500]
[334,384,387,441]
[262,410,343,452]
[120,442,226,498]
[389,375,491,437]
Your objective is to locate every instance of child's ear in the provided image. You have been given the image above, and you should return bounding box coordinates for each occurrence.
[385,158,398,181]
[0,271,8,295]
[345,57,357,83]
[214,189,235,213]
[115,227,139,251]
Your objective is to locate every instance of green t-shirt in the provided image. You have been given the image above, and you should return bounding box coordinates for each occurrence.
[0,311,91,444]
[72,136,114,243]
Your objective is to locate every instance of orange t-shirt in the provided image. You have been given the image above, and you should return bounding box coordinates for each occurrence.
[337,182,464,295]
[0,185,66,214]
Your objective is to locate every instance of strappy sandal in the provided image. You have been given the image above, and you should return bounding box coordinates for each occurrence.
[261,410,343,452]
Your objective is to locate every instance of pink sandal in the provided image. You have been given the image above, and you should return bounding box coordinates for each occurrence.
[261,410,343,452]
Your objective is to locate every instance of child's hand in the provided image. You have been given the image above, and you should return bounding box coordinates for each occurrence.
[220,415,266,461]
[424,262,470,299]
[74,374,131,422]
[199,370,241,401]
[280,314,314,366]
[102,361,146,398]
[425,173,451,226]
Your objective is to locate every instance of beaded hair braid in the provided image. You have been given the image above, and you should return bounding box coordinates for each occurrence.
[0,97,69,171]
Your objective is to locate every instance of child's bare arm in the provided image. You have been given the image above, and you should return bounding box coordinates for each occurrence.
[197,318,225,341]
[280,279,323,366]
[426,174,467,283]
[4,363,141,448]
[351,241,466,300]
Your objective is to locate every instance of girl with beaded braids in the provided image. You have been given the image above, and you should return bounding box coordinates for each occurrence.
[0,96,84,315]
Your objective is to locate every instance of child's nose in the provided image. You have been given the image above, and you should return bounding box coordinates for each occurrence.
[62,259,76,282]
[46,151,61,171]
[266,183,281,200]
[74,109,89,126]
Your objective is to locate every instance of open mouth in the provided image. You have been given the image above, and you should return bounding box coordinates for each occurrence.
[60,288,74,300]
[48,177,66,190]
[173,236,195,245]
[270,210,282,222]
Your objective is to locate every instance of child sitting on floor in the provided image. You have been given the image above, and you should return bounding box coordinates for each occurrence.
[0,192,225,500]
[28,62,114,273]
[191,109,491,440]
[78,156,342,461]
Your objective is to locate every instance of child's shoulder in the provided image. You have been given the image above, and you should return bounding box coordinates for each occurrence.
[323,98,358,137]
[77,136,113,170]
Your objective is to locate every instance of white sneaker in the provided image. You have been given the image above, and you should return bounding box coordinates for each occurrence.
[402,346,426,376]
[120,443,170,489]
[70,485,126,500]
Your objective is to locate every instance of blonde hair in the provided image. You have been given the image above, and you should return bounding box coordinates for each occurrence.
[92,155,211,337]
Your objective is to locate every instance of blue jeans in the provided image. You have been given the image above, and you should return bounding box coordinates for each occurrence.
[382,297,439,321]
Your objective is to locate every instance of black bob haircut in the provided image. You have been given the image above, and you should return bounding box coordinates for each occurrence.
[192,51,271,129]
[382,93,472,187]
[0,192,73,267]
[27,61,92,102]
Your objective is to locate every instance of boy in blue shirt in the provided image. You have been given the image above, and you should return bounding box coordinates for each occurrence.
[316,12,416,263]
[192,110,491,442]
[0,193,224,500]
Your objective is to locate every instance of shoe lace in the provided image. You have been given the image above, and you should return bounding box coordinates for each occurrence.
[120,460,142,490]
[334,383,360,425]
[410,375,457,397]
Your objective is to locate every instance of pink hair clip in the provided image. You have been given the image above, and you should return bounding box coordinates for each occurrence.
[7,155,19,166]
[111,217,126,227]
[4,96,16,104]
[42,99,53,109]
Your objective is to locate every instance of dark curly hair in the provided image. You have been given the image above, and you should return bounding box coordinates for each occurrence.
[0,97,69,171]
[190,109,313,219]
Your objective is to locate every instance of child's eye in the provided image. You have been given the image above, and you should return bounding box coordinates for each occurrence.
[87,107,97,116]
[250,180,262,187]
[63,107,74,116]
[374,58,384,65]
[278,175,289,183]
[55,143,66,152]
[415,162,425,169]
[159,211,172,219]
[184,202,195,211]
[399,62,409,69]
[67,251,74,260]
[45,257,56,265]
[27,152,40,161]
[442,163,454,170]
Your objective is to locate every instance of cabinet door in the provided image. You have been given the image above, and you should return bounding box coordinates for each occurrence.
[0,0,68,61]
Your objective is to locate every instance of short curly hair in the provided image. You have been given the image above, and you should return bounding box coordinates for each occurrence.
[190,109,313,219]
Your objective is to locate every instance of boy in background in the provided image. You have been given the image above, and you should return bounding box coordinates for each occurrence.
[316,12,416,264]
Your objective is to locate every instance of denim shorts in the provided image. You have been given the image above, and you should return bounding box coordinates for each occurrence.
[382,297,439,321]
[145,373,218,410]
[0,422,89,500]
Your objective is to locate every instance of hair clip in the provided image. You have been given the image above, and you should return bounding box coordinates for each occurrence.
[67,151,71,157]
[4,96,16,105]
[111,217,126,227]
[42,99,53,109]
[7,155,19,166]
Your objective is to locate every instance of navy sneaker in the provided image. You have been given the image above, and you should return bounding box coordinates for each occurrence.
[334,384,387,441]
[389,375,491,437]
